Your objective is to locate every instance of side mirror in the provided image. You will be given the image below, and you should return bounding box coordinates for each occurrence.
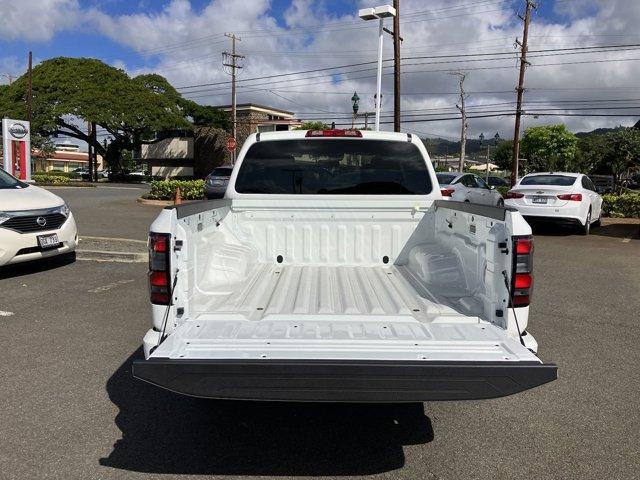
[489,185,496,190]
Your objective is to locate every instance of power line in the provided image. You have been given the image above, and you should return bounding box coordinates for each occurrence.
[174,43,640,92]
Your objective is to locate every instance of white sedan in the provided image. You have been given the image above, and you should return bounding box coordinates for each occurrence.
[504,172,603,235]
[436,172,505,206]
[0,169,78,266]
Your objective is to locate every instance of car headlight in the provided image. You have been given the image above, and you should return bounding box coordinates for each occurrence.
[0,212,10,225]
[58,203,71,217]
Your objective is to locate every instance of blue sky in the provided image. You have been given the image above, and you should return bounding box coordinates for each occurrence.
[0,0,571,75]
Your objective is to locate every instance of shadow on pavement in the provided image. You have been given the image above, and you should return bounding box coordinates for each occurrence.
[100,348,434,476]
[0,252,76,280]
[528,222,579,237]
[530,220,639,239]
[591,221,639,240]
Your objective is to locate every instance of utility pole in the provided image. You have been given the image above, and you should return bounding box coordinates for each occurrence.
[223,33,244,164]
[1,73,15,85]
[27,51,33,124]
[87,122,94,182]
[393,0,401,132]
[511,0,536,186]
[91,122,98,182]
[451,71,468,172]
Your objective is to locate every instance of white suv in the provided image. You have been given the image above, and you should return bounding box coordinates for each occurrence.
[504,172,603,235]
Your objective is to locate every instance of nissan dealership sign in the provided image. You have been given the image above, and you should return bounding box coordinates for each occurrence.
[8,122,28,139]
[2,118,32,181]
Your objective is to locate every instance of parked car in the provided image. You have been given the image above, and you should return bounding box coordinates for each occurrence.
[133,129,556,403]
[0,168,78,266]
[204,166,233,199]
[504,172,603,235]
[436,172,504,206]
[487,176,508,188]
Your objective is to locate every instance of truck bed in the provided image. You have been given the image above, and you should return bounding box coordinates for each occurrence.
[136,196,557,402]
[153,263,537,364]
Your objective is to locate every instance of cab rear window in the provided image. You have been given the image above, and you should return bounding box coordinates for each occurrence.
[235,139,431,195]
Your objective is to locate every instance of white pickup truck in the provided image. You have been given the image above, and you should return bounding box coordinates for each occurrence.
[134,129,556,402]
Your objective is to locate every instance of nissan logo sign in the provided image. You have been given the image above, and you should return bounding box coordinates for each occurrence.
[9,122,28,139]
[36,216,47,227]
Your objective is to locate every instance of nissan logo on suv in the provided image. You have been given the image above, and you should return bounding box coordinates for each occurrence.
[9,122,28,139]
[36,217,47,227]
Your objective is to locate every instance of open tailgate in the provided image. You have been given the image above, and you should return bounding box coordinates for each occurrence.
[133,319,557,402]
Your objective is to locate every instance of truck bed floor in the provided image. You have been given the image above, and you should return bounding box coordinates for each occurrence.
[194,264,477,321]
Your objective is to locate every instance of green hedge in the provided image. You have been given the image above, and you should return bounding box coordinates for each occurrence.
[146,180,205,200]
[32,175,71,184]
[34,170,81,179]
[602,193,640,218]
[496,186,510,198]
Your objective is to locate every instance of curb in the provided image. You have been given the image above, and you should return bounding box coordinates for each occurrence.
[80,235,147,244]
[76,250,147,263]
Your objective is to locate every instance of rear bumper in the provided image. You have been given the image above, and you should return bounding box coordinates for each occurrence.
[203,184,227,199]
[133,358,557,402]
[504,202,586,224]
[522,216,584,226]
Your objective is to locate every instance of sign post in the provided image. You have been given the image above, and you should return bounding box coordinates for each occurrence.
[226,137,237,165]
[2,118,31,181]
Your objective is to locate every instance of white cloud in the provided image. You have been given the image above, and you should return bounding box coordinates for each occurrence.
[0,0,81,42]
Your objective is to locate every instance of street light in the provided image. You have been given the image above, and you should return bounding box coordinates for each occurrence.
[358,5,396,131]
[351,91,360,128]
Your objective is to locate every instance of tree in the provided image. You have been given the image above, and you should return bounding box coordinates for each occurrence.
[294,121,330,130]
[520,124,578,173]
[0,57,228,173]
[575,134,608,174]
[491,140,513,171]
[600,128,640,186]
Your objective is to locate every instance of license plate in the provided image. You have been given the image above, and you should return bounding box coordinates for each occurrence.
[37,233,60,249]
[532,196,547,204]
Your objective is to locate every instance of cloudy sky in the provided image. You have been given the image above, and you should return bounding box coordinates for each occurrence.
[1,0,640,140]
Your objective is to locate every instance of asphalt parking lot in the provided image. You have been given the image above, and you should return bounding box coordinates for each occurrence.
[0,186,638,480]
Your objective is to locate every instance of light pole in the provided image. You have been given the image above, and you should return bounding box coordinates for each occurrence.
[351,91,360,128]
[479,132,500,182]
[358,5,396,131]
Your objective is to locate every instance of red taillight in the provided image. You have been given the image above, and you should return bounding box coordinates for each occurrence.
[516,238,533,255]
[305,129,362,137]
[511,236,533,307]
[514,273,533,289]
[440,188,455,197]
[148,233,171,305]
[151,234,168,253]
[505,191,524,199]
[557,193,582,201]
[149,270,168,287]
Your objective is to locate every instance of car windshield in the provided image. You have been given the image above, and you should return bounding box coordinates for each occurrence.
[520,175,577,186]
[436,173,457,185]
[211,167,233,177]
[235,139,431,195]
[0,168,27,189]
